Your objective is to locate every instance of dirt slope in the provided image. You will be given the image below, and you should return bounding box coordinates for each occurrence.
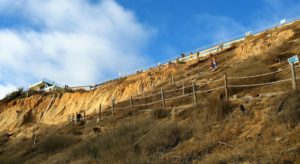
[234,29,295,60]
[0,62,181,131]
[0,20,299,132]
[0,19,300,164]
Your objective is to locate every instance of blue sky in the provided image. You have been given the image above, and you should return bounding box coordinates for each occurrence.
[0,0,300,98]
[116,0,300,61]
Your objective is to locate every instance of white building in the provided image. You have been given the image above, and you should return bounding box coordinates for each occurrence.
[28,79,62,92]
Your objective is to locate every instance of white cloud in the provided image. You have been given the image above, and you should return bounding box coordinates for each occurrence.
[0,0,152,99]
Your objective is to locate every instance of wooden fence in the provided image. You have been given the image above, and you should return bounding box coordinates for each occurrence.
[93,63,299,118]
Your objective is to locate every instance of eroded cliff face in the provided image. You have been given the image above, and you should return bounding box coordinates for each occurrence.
[234,29,295,59]
[0,63,179,132]
[0,21,299,133]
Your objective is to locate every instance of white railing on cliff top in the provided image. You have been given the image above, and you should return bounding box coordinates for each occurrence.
[71,16,300,89]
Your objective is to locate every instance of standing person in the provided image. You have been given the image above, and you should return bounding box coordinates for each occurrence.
[189,51,194,60]
[197,51,200,59]
[140,83,144,95]
[181,53,185,58]
[218,42,224,52]
[212,54,218,70]
[210,54,218,71]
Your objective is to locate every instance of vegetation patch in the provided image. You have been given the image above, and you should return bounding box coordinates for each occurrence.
[277,90,300,127]
[72,118,191,163]
[227,57,274,94]
[37,133,78,154]
[138,122,191,156]
[204,98,232,121]
[0,88,25,103]
[152,108,170,120]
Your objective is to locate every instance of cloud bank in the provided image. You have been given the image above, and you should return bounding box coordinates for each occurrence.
[0,0,152,98]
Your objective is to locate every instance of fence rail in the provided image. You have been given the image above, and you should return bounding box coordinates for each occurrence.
[228,78,291,88]
[68,17,300,120]
[228,68,289,79]
[94,62,299,117]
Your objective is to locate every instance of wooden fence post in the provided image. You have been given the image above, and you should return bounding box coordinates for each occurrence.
[182,80,185,95]
[290,63,297,90]
[171,75,174,85]
[99,103,102,120]
[130,96,133,111]
[192,82,197,106]
[153,82,156,90]
[224,74,229,100]
[68,114,70,123]
[32,131,36,152]
[111,97,115,117]
[74,112,77,124]
[225,53,229,66]
[161,89,166,109]
[72,113,75,124]
[83,111,86,121]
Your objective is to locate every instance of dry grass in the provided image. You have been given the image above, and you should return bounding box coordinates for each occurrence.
[277,90,300,128]
[181,94,300,163]
[37,134,77,154]
[138,122,191,156]
[152,108,170,120]
[227,57,274,94]
[203,98,232,121]
[72,123,143,163]
[0,132,9,147]
[3,22,300,164]
[71,117,191,163]
[262,41,296,65]
[0,127,81,163]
